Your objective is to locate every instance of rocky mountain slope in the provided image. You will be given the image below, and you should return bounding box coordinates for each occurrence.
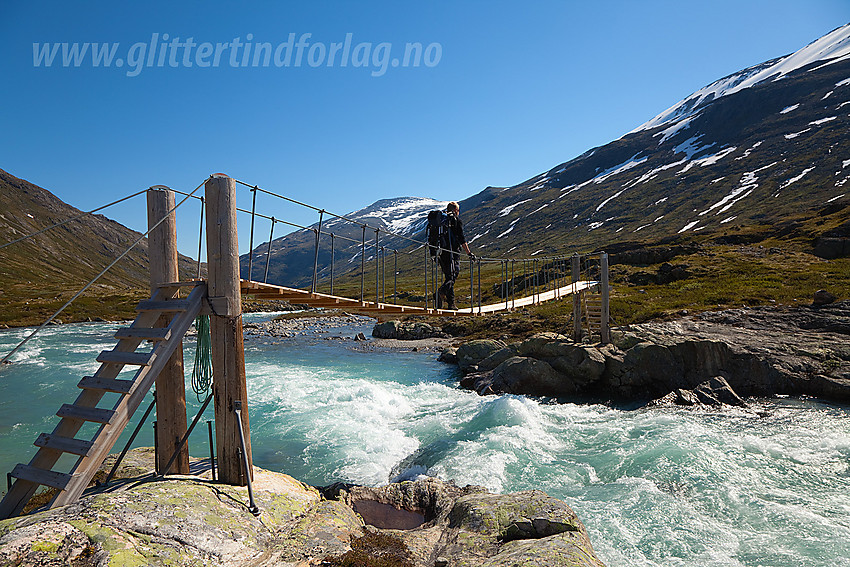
[462,24,850,258]
[0,169,196,326]
[248,24,850,288]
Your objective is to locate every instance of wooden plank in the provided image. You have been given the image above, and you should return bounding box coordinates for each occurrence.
[96,350,154,366]
[10,465,72,491]
[136,299,191,312]
[34,434,94,457]
[114,327,171,341]
[77,376,134,395]
[56,404,116,425]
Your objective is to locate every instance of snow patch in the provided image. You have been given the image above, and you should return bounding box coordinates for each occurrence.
[634,159,688,184]
[736,141,764,162]
[781,104,800,114]
[673,135,715,159]
[678,221,700,233]
[653,114,700,144]
[785,129,811,139]
[826,193,846,203]
[837,77,850,87]
[497,219,519,238]
[720,216,737,224]
[780,167,815,189]
[595,189,626,213]
[701,183,757,216]
[810,116,837,126]
[823,91,834,100]
[679,146,737,173]
[498,199,532,217]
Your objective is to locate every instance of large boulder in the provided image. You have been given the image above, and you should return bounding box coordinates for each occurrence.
[479,356,571,397]
[0,449,363,567]
[516,335,606,389]
[456,339,507,372]
[443,491,605,567]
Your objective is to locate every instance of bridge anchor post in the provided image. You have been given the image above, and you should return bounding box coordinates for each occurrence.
[147,186,190,474]
[205,174,253,485]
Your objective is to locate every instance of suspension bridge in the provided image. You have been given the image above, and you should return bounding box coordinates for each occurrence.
[0,174,610,520]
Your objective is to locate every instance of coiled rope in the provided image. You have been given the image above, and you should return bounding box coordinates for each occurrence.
[191,315,213,401]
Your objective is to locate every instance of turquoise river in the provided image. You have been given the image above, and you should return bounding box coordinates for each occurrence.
[1,313,849,566]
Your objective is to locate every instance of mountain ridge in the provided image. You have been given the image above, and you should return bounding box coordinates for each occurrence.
[244,23,849,288]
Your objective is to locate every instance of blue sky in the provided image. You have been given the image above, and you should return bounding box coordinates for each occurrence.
[2,1,848,256]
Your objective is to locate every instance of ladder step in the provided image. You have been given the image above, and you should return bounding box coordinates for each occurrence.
[114,326,171,341]
[96,350,154,366]
[78,376,135,395]
[136,299,191,312]
[157,280,205,288]
[11,464,72,491]
[34,433,94,457]
[57,404,116,425]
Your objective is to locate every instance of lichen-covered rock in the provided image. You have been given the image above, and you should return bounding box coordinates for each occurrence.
[0,448,362,567]
[456,339,507,372]
[442,490,605,567]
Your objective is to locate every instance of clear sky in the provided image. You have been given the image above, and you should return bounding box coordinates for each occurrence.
[2,1,849,256]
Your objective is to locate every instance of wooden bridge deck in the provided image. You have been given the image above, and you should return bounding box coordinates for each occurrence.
[240,279,597,317]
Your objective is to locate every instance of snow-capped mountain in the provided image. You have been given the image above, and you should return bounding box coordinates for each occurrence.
[240,196,447,286]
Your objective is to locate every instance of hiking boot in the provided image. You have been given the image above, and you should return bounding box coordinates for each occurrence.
[447,302,456,311]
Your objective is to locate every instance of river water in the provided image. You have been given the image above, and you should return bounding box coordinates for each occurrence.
[1,314,849,566]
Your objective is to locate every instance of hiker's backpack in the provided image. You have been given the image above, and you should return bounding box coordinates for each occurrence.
[426,210,454,257]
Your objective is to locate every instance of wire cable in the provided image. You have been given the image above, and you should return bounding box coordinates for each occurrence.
[0,180,207,369]
[0,189,148,251]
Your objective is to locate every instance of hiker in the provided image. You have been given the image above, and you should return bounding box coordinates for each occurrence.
[433,201,474,310]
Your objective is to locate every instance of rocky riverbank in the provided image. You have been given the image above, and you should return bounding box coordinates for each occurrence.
[441,300,850,406]
[0,448,606,567]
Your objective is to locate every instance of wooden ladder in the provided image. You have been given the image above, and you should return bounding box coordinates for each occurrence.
[0,281,206,520]
[584,290,604,337]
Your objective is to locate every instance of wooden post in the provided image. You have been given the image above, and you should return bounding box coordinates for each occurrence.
[571,254,582,342]
[204,174,252,485]
[600,253,610,344]
[147,186,190,475]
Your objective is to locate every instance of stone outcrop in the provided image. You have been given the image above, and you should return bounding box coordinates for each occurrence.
[372,320,447,340]
[450,301,850,405]
[339,479,605,567]
[0,448,607,567]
